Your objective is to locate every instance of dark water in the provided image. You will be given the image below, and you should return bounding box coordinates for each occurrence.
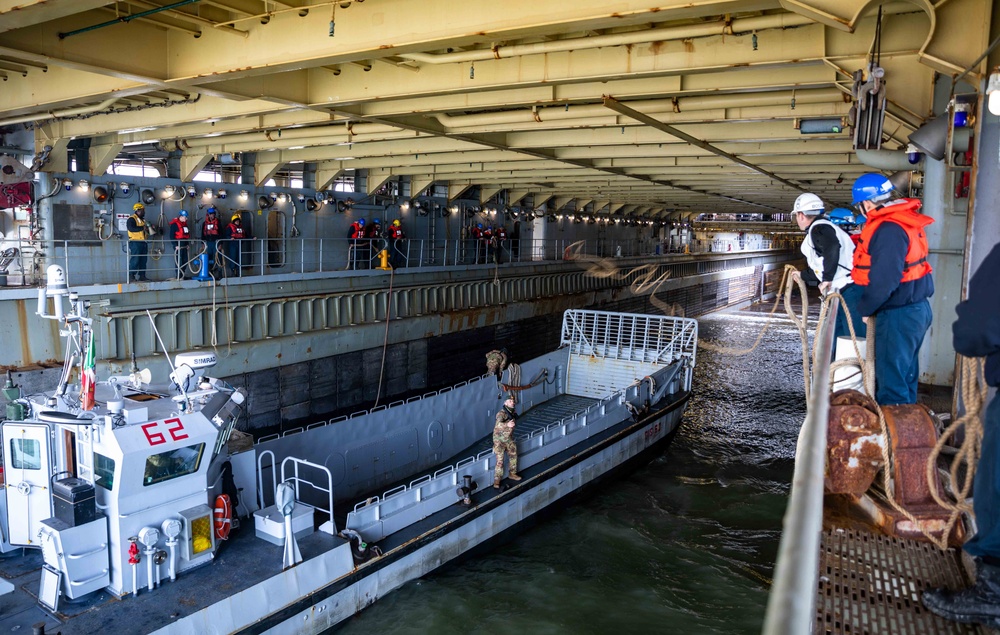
[336,311,809,635]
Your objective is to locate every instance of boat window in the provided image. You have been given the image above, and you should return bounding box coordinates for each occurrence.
[94,452,116,490]
[143,444,205,486]
[9,438,41,470]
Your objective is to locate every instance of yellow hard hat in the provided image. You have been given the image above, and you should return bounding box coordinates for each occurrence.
[133,202,145,211]
[231,213,241,222]
[392,219,400,227]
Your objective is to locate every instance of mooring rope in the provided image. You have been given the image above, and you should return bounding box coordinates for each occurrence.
[699,261,986,549]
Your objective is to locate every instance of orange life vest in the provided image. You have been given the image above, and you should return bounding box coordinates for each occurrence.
[852,199,933,286]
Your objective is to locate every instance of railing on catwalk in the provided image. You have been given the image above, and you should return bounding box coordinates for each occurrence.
[5,236,792,289]
[761,296,839,635]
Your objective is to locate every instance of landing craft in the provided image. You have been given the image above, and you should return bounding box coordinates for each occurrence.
[0,265,696,634]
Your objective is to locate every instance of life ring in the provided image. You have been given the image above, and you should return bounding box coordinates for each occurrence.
[214,494,232,540]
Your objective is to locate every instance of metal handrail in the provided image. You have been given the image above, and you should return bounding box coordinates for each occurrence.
[762,296,839,635]
[5,236,793,289]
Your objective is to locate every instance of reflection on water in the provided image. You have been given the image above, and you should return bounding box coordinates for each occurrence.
[335,311,807,635]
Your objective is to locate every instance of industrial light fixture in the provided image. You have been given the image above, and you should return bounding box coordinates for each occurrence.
[203,188,213,198]
[297,193,306,202]
[988,67,1000,116]
[62,178,73,191]
[277,193,288,203]
[798,118,845,134]
[119,182,132,194]
[78,180,89,191]
[217,189,228,199]
[185,184,197,197]
[400,200,410,212]
[163,185,176,198]
[239,190,249,200]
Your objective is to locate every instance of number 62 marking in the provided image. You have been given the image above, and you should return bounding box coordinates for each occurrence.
[141,418,189,446]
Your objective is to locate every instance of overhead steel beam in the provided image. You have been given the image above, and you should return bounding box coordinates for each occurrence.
[603,95,830,199]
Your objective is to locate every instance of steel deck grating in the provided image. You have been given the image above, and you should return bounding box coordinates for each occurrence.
[817,528,986,635]
[513,394,598,439]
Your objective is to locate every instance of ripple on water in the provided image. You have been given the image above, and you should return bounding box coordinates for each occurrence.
[335,311,807,635]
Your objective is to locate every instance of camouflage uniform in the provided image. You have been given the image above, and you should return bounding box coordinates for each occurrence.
[493,408,518,481]
[485,349,507,378]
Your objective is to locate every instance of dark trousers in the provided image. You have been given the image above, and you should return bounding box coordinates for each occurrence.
[174,242,189,277]
[965,396,1000,559]
[833,283,867,342]
[227,240,241,274]
[390,240,406,268]
[128,240,148,280]
[873,299,932,405]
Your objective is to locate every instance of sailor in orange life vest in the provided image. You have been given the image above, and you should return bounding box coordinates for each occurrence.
[850,173,934,405]
[225,213,245,276]
[168,209,191,279]
[201,206,221,269]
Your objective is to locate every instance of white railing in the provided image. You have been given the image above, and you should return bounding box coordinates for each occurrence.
[762,297,838,635]
[560,309,698,367]
[1,236,792,289]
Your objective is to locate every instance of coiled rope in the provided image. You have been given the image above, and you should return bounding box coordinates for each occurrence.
[701,263,987,550]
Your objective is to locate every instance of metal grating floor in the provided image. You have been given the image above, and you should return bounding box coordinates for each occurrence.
[817,528,987,635]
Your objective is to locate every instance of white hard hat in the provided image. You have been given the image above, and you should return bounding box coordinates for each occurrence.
[792,193,824,215]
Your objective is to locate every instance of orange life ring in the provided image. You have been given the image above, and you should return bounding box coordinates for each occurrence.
[214,494,232,540]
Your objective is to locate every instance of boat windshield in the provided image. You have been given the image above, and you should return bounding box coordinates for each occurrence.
[143,443,205,486]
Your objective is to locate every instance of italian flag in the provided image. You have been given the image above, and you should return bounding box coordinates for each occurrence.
[81,329,96,411]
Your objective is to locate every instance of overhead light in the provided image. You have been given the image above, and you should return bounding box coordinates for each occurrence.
[798,118,845,135]
[239,190,248,200]
[62,178,73,191]
[78,180,89,191]
[217,189,228,199]
[988,67,1000,116]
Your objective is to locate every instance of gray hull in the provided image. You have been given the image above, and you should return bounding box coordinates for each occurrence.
[157,392,688,635]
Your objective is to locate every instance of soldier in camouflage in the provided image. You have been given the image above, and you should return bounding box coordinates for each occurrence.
[493,397,522,488]
[485,348,508,379]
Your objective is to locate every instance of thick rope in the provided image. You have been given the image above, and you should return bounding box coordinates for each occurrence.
[699,260,986,550]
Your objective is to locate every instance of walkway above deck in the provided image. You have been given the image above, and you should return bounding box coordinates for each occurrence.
[817,527,991,635]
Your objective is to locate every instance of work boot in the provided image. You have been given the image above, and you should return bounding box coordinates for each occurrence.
[508,473,522,481]
[493,478,501,489]
[923,560,1000,627]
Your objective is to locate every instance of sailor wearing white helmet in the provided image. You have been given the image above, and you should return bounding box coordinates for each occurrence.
[792,192,866,341]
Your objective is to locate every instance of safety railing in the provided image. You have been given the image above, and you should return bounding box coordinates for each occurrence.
[762,296,838,635]
[560,309,699,366]
[3,235,793,289]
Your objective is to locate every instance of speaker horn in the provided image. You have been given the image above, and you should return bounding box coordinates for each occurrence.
[306,199,320,212]
[907,115,948,161]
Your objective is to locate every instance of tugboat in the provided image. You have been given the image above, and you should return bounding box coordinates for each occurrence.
[0,265,697,634]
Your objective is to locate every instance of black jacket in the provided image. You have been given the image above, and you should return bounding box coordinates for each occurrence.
[953,241,1000,386]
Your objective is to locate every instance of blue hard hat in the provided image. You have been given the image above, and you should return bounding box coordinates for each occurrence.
[373,218,381,225]
[828,208,855,226]
[852,173,894,205]
[358,218,365,226]
[477,223,483,229]
[206,206,217,215]
[179,210,188,218]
